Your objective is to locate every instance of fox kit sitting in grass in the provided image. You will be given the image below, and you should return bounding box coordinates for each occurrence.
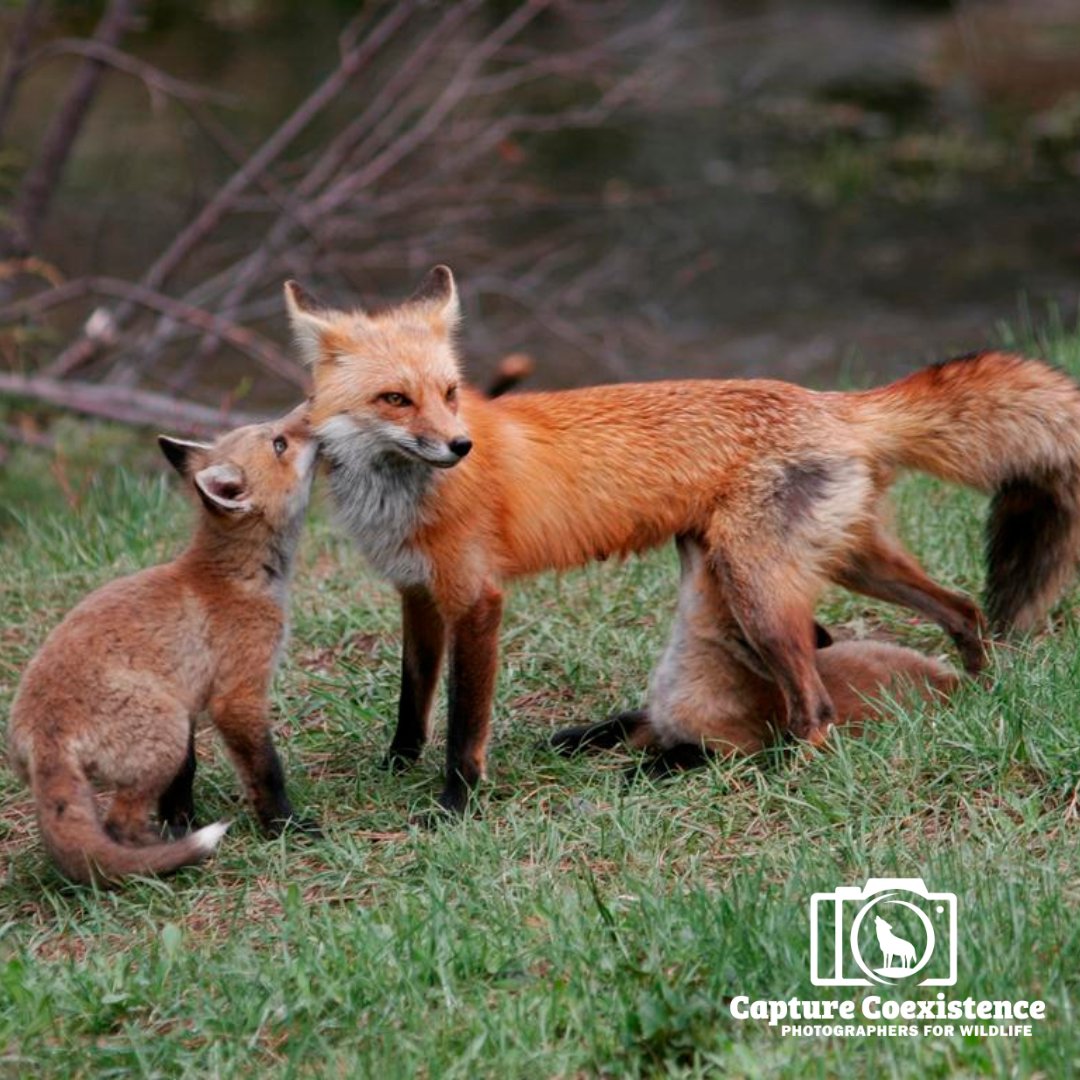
[552,536,959,774]
[8,405,316,884]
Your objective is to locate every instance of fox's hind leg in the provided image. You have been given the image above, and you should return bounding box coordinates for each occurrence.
[158,724,198,833]
[105,790,162,847]
[835,527,987,674]
[108,731,190,847]
[705,544,834,744]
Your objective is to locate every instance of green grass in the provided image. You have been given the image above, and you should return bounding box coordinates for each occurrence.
[3,337,1080,1076]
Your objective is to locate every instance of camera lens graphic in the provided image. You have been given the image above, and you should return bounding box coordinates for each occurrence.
[849,892,936,984]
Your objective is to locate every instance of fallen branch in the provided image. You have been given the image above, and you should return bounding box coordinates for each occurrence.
[0,372,264,436]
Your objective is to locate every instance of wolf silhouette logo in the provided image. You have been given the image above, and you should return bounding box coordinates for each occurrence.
[874,915,917,973]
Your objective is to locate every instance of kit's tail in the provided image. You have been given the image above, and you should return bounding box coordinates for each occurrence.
[32,750,228,885]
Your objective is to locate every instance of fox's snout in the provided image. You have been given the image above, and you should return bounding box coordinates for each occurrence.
[409,430,471,468]
[448,436,472,460]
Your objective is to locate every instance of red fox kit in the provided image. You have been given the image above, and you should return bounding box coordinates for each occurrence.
[290,266,1080,814]
[8,406,316,883]
[551,536,959,773]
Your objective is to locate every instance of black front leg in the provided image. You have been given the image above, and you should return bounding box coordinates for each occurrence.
[214,704,320,839]
[438,587,504,816]
[385,588,446,771]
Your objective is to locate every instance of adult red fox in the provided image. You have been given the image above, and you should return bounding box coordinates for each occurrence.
[8,406,317,883]
[290,266,1080,814]
[551,536,959,774]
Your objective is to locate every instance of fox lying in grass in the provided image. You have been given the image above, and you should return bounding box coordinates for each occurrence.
[8,406,316,883]
[551,536,959,774]
[289,265,1080,814]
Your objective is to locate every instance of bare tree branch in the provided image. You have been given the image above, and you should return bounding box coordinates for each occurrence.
[0,0,43,142]
[1,0,141,258]
[1,1,702,427]
[0,371,262,435]
[44,1,421,378]
[193,0,486,356]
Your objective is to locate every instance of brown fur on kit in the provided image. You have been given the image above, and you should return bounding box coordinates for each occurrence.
[551,536,960,772]
[292,265,1080,814]
[7,406,317,884]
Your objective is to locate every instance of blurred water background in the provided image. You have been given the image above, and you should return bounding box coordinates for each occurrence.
[3,0,1080,409]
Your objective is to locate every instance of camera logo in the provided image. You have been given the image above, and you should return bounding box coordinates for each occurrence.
[810,877,958,987]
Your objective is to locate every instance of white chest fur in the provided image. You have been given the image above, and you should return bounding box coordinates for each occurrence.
[320,419,434,587]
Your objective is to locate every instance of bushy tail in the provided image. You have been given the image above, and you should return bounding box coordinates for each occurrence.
[31,752,228,885]
[858,351,1080,632]
[485,353,534,398]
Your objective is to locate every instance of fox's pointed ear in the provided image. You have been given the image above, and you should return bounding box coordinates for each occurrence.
[158,435,211,477]
[409,265,460,328]
[193,463,252,515]
[284,280,337,366]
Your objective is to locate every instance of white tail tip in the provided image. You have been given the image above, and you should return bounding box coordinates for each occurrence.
[193,820,231,854]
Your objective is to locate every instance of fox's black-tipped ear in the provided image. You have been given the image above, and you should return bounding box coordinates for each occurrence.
[284,280,327,315]
[409,265,460,326]
[158,435,211,477]
[284,280,339,366]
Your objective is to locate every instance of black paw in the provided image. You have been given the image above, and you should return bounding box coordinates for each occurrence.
[263,814,323,841]
[381,747,422,773]
[409,787,473,829]
[549,725,593,756]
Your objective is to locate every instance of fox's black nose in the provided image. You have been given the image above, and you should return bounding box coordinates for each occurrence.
[448,437,473,459]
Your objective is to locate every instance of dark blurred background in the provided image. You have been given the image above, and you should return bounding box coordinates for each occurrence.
[2,0,1080,428]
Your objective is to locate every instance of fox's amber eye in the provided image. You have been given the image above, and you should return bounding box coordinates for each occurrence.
[273,436,288,456]
[446,386,458,404]
[380,392,411,407]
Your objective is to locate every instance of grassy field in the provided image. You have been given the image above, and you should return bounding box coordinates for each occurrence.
[2,337,1080,1077]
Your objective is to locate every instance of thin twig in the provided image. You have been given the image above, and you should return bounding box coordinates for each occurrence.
[17,38,235,106]
[5,276,306,388]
